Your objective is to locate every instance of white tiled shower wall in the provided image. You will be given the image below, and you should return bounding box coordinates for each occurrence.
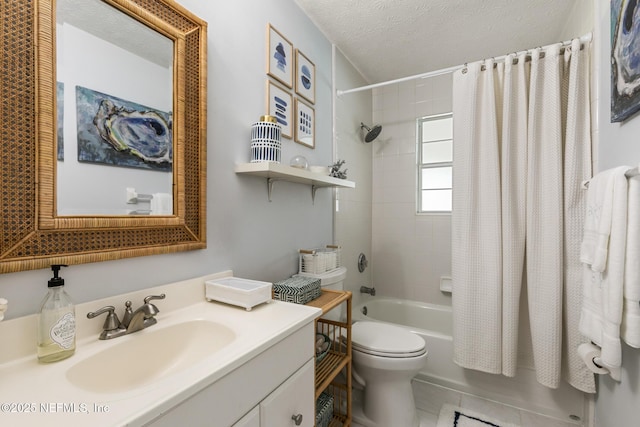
[371,74,453,306]
[333,47,373,307]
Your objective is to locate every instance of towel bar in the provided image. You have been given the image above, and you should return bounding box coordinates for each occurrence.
[128,210,151,215]
[582,164,640,189]
[126,187,153,204]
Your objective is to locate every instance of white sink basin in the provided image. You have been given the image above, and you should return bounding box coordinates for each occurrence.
[66,319,236,393]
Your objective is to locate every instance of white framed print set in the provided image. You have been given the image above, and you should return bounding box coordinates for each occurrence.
[266,81,293,138]
[295,98,314,148]
[266,24,294,88]
[266,23,315,148]
[295,49,315,104]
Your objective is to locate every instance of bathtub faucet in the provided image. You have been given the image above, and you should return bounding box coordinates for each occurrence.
[360,286,376,296]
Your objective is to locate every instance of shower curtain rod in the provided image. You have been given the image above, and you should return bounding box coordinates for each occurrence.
[336,32,593,97]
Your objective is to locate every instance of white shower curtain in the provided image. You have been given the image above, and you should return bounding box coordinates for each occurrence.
[452,38,595,393]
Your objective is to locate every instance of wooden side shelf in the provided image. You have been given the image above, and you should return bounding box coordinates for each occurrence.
[307,289,352,427]
[306,289,352,314]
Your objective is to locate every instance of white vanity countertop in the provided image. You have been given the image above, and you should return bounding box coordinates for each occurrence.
[0,271,321,426]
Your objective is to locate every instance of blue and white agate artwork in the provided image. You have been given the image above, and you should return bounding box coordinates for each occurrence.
[76,86,172,171]
[611,0,640,122]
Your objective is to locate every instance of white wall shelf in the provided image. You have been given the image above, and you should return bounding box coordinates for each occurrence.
[235,162,355,203]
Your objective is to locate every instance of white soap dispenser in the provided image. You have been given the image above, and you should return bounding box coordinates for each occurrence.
[37,264,76,363]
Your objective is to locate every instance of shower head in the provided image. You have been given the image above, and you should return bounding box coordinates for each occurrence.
[360,122,382,143]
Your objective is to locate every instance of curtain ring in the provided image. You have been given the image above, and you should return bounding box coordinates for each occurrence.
[462,63,468,74]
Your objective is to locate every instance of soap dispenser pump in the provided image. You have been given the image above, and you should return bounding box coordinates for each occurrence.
[37,264,76,363]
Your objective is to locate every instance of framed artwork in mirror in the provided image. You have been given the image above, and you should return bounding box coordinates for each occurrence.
[266,24,293,88]
[75,86,173,171]
[294,98,314,149]
[266,80,292,138]
[295,49,315,104]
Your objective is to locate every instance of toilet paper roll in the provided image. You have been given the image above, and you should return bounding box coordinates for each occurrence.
[578,343,609,374]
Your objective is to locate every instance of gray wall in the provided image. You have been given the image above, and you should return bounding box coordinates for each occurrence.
[593,0,640,424]
[0,0,336,319]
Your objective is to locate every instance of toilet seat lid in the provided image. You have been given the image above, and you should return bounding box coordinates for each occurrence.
[352,321,426,358]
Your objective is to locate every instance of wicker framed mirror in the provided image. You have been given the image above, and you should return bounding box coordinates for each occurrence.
[0,0,207,273]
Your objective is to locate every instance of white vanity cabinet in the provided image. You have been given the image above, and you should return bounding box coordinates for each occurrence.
[259,359,314,426]
[232,406,259,427]
[146,321,315,427]
[0,274,322,427]
[232,359,314,427]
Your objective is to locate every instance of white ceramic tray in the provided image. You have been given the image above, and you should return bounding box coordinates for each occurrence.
[205,277,272,311]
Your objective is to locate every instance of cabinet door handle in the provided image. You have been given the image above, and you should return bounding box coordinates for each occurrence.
[291,413,303,425]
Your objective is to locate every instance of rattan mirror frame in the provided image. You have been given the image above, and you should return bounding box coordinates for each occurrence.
[0,0,207,273]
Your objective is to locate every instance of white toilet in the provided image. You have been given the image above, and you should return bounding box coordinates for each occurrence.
[351,321,427,427]
[298,267,428,427]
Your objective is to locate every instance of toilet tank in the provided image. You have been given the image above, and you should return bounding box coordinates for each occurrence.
[296,266,346,290]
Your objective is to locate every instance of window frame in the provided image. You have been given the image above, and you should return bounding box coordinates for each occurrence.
[417,112,453,214]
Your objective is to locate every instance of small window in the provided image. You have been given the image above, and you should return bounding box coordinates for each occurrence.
[418,113,453,213]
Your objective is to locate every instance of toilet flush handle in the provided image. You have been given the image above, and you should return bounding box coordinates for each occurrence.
[291,413,303,425]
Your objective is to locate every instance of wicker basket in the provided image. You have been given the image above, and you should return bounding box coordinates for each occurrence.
[299,245,342,275]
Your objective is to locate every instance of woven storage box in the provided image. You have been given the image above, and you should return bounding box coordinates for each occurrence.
[272,276,321,304]
[315,392,334,427]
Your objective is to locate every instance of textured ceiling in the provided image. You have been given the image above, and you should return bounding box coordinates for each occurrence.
[58,0,172,69]
[294,0,581,84]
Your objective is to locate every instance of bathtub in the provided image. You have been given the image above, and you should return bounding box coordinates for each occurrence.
[353,297,587,423]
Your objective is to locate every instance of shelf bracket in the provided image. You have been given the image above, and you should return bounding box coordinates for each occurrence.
[267,178,276,202]
[268,178,319,204]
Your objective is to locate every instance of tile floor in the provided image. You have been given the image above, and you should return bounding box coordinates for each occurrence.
[351,380,583,427]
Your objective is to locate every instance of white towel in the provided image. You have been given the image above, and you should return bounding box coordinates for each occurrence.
[622,176,640,347]
[150,193,173,215]
[579,166,631,381]
[580,169,618,271]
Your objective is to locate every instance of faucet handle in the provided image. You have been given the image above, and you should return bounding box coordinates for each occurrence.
[87,306,123,333]
[121,301,134,328]
[144,293,166,304]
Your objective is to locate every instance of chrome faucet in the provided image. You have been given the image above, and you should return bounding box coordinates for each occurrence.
[122,294,165,334]
[87,294,166,340]
[360,286,376,296]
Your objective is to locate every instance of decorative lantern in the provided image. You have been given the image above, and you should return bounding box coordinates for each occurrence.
[250,115,281,163]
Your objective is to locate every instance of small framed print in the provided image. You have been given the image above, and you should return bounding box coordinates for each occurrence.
[295,98,314,148]
[295,49,315,104]
[266,80,293,138]
[266,24,293,88]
